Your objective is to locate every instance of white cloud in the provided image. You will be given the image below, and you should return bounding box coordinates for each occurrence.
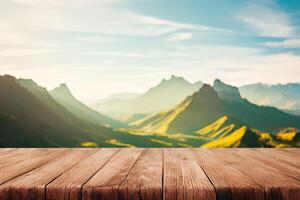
[1,0,299,101]
[238,1,295,37]
[0,0,229,40]
[73,36,119,43]
[2,44,300,100]
[84,51,153,58]
[9,0,120,7]
[262,39,300,48]
[166,32,193,42]
[0,49,61,56]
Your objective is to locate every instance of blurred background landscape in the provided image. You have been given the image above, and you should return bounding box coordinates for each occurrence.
[1,0,300,147]
[1,74,300,147]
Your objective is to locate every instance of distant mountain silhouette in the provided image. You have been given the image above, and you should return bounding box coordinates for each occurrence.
[50,83,125,128]
[98,92,141,103]
[1,75,104,146]
[94,75,203,117]
[213,79,243,102]
[240,83,300,112]
[0,75,161,147]
[1,74,300,148]
[134,80,300,134]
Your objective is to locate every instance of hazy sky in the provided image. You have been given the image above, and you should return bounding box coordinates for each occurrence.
[1,0,300,103]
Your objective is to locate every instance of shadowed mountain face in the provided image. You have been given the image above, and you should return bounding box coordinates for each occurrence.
[50,84,125,128]
[1,74,300,148]
[0,75,168,147]
[0,75,96,147]
[239,83,300,111]
[94,75,203,117]
[135,81,300,134]
[213,79,243,102]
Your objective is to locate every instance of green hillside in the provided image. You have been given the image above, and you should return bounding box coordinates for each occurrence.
[136,81,300,134]
[199,116,300,148]
[0,75,175,147]
[1,75,300,148]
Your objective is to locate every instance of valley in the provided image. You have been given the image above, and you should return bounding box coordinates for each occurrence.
[0,74,299,148]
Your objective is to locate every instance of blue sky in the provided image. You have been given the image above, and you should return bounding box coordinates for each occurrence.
[0,0,300,102]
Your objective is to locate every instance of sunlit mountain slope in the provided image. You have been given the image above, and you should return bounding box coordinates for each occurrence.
[134,80,300,134]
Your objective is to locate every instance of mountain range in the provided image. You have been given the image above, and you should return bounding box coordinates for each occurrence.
[0,74,299,147]
[240,83,300,115]
[132,80,300,134]
[94,75,203,118]
[50,83,125,128]
[0,75,174,147]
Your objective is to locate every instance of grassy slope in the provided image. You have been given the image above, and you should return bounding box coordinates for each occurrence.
[0,75,171,147]
[1,75,299,148]
[137,84,300,135]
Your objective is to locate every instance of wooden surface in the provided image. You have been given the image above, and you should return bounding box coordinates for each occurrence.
[0,148,299,200]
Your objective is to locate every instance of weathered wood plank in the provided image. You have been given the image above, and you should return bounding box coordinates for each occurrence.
[0,148,17,154]
[257,148,300,168]
[193,149,264,200]
[163,148,215,200]
[214,149,300,200]
[0,148,298,200]
[119,148,163,200]
[282,148,300,155]
[82,148,143,200]
[46,148,119,200]
[0,149,16,162]
[0,149,95,200]
[0,149,67,185]
[231,149,300,181]
[0,149,56,169]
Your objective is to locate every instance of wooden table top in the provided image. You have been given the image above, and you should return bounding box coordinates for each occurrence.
[0,148,299,200]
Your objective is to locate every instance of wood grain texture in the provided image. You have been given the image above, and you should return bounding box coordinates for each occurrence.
[0,148,17,157]
[0,149,67,185]
[82,148,143,200]
[0,149,95,200]
[163,148,215,200]
[0,149,59,169]
[119,148,163,200]
[257,148,300,168]
[231,149,300,181]
[0,148,16,152]
[46,148,119,200]
[0,148,299,200]
[281,148,300,156]
[193,149,264,200]
[213,149,300,200]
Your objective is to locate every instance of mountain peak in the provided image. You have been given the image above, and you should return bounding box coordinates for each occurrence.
[57,83,70,91]
[54,83,70,91]
[213,79,243,102]
[213,79,228,87]
[171,74,179,79]
[50,83,74,100]
[200,83,214,92]
[196,84,220,100]
[168,75,186,82]
[156,75,191,87]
